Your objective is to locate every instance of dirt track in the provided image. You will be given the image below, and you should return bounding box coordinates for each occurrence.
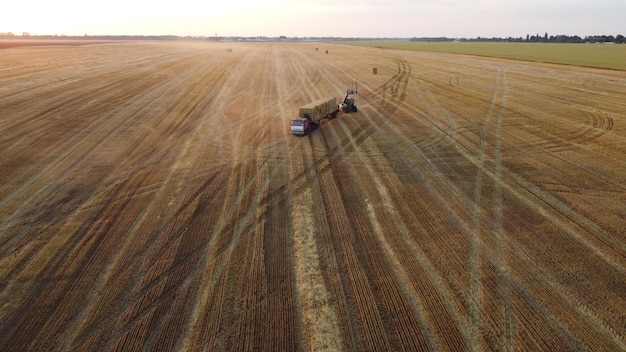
[1,41,625,351]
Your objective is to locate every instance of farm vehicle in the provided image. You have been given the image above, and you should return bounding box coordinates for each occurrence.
[290,86,358,136]
[341,82,358,113]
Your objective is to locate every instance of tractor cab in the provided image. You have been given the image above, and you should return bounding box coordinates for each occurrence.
[290,118,308,135]
[341,96,357,113]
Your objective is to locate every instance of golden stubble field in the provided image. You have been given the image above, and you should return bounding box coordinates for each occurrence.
[1,41,625,351]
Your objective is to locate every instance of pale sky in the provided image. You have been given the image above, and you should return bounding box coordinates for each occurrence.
[2,0,624,38]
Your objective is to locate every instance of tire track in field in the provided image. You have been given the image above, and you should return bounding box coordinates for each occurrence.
[511,107,626,190]
[475,142,626,273]
[353,56,455,154]
[288,140,343,352]
[356,94,579,350]
[0,72,175,272]
[0,50,203,158]
[466,130,624,348]
[312,130,393,351]
[0,165,164,351]
[273,50,385,348]
[60,58,237,351]
[478,80,626,194]
[332,117,442,351]
[359,69,624,349]
[334,60,490,346]
[4,43,624,350]
[200,46,620,350]
[256,46,369,350]
[323,56,484,348]
[170,45,302,351]
[1,49,242,350]
[310,70,472,349]
[234,46,299,352]
[0,52,239,351]
[363,55,626,274]
[271,50,390,348]
[342,66,580,350]
[130,58,278,350]
[0,71,142,192]
[469,68,508,337]
[481,69,518,351]
[339,107,481,350]
[177,159,282,348]
[338,53,462,145]
[410,80,455,150]
[274,47,346,352]
[374,57,411,117]
[380,57,411,102]
[281,47,326,105]
[498,70,619,156]
[531,109,615,153]
[195,47,373,349]
[412,70,626,274]
[475,88,597,347]
[337,51,626,266]
[0,53,224,274]
[0,53,210,237]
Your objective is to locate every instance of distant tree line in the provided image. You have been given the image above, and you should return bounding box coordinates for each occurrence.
[408,37,456,42]
[410,33,625,43]
[0,33,188,41]
[0,33,361,42]
[2,32,624,44]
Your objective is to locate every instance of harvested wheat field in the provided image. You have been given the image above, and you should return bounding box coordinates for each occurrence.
[1,41,625,351]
